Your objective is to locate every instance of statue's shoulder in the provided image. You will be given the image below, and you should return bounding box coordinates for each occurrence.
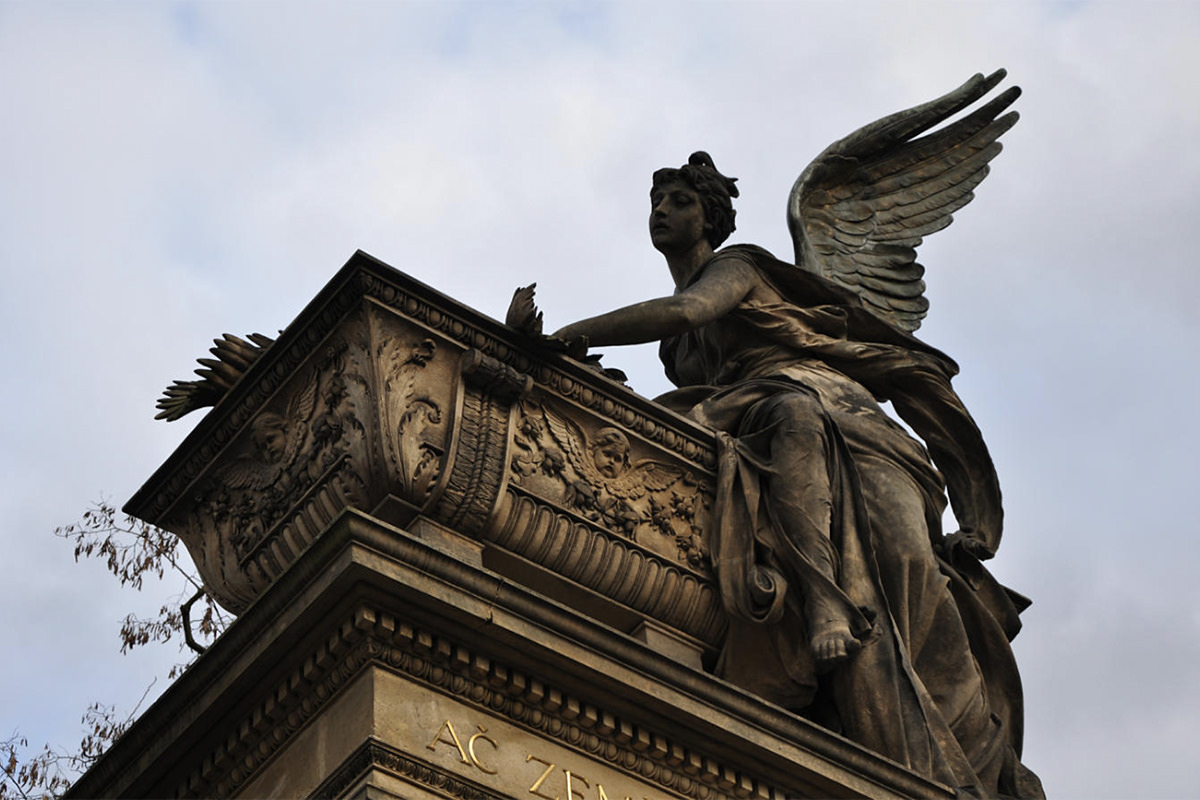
[716,243,858,308]
[705,244,789,290]
[714,245,952,362]
[714,243,778,266]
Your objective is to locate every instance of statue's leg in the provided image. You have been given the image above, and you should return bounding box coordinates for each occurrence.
[747,392,860,668]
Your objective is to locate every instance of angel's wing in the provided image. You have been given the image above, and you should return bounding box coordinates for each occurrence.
[541,410,601,486]
[788,70,1020,331]
[607,460,684,501]
[281,376,318,467]
[217,457,273,491]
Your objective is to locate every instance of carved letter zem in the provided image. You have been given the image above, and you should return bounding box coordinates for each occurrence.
[564,769,590,800]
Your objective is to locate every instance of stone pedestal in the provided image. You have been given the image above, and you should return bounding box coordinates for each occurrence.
[67,252,954,800]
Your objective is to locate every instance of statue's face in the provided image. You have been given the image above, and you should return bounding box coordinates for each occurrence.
[256,424,287,462]
[650,180,706,254]
[592,440,629,479]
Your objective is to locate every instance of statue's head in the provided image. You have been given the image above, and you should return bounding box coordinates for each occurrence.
[252,412,288,462]
[651,151,739,248]
[591,427,631,479]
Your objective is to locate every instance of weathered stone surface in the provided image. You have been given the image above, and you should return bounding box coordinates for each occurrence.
[67,510,954,800]
[538,72,1040,798]
[127,252,724,651]
[100,71,1041,798]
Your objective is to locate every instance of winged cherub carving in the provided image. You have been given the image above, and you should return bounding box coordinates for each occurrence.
[539,412,685,535]
[217,376,318,495]
[523,71,1042,796]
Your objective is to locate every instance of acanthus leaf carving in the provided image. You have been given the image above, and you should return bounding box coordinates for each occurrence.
[378,336,444,504]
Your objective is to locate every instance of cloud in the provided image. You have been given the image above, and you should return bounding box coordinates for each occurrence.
[1,3,1197,796]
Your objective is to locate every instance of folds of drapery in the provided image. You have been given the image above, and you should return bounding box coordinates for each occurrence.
[655,245,1041,796]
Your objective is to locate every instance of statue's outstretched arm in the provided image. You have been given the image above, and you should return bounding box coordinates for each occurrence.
[551,256,756,348]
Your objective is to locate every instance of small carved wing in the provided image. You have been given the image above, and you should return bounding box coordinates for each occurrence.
[541,410,601,485]
[280,377,319,467]
[217,457,273,491]
[506,284,544,336]
[155,379,224,422]
[607,460,685,501]
[787,70,1019,331]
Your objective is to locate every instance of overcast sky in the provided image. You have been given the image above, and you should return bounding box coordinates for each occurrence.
[2,2,1198,797]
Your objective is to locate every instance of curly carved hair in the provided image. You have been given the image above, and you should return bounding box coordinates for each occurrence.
[651,151,739,248]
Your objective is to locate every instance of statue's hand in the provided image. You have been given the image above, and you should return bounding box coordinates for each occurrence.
[541,329,626,384]
[507,285,612,373]
[547,332,589,361]
[541,317,587,359]
[941,530,995,562]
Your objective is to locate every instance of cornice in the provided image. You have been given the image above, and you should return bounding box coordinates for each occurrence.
[182,602,758,800]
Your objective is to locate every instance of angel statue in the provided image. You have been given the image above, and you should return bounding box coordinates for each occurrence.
[516,70,1043,797]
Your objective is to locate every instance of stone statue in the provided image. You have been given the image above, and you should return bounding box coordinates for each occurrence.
[147,67,1040,798]
[521,70,1043,797]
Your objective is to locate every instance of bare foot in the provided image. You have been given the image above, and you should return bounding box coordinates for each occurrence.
[810,620,861,671]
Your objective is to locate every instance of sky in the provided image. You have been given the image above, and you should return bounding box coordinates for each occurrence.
[2,1,1198,797]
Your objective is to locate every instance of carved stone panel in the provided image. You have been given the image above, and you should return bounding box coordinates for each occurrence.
[127,252,723,643]
[153,302,464,613]
[166,325,376,612]
[368,302,452,510]
[508,396,713,570]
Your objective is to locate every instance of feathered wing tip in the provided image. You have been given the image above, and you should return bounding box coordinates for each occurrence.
[154,332,276,421]
[505,283,544,336]
[787,70,1020,332]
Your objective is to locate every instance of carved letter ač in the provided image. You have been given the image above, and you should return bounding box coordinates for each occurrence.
[426,719,470,764]
[467,725,499,774]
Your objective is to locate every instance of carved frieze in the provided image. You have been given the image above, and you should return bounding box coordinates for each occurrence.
[129,253,722,640]
[509,399,712,570]
[173,335,375,611]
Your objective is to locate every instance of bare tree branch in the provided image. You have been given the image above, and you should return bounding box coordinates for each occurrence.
[5,502,233,798]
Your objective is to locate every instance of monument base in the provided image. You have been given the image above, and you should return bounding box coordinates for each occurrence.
[68,509,952,800]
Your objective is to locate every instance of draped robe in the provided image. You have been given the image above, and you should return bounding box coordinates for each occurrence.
[655,245,1043,798]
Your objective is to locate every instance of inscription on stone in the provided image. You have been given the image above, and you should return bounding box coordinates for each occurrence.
[421,712,675,800]
[426,720,499,775]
